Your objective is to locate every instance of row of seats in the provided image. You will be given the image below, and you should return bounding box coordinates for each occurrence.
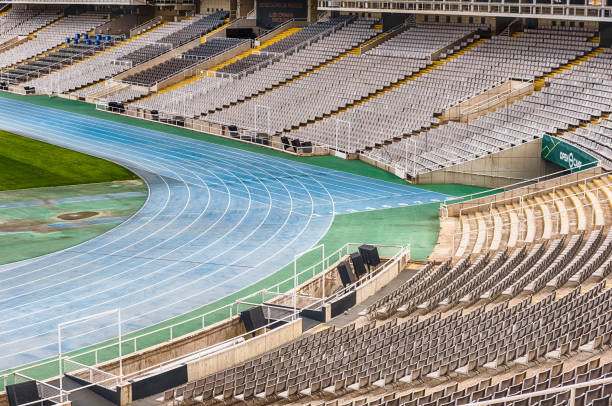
[0,6,62,45]
[29,15,217,94]
[304,359,612,406]
[159,281,612,404]
[132,18,375,117]
[289,27,596,155]
[371,47,611,176]
[0,13,108,71]
[118,11,228,66]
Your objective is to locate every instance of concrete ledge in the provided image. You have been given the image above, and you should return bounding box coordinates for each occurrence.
[444,165,604,217]
[441,79,533,123]
[416,139,559,189]
[186,319,302,382]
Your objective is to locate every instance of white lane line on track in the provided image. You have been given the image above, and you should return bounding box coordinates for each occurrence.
[0,104,334,356]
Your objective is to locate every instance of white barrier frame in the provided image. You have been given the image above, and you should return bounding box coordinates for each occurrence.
[450,180,610,255]
[57,309,122,396]
[1,243,402,392]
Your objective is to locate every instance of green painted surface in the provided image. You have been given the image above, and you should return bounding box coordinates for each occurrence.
[0,181,147,265]
[0,130,139,191]
[0,91,491,389]
[541,134,597,172]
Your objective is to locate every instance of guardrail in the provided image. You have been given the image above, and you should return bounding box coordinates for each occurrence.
[450,181,609,255]
[129,15,163,38]
[0,242,396,392]
[440,165,602,212]
[454,167,610,218]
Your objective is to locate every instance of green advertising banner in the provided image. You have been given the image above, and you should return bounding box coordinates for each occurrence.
[541,134,598,172]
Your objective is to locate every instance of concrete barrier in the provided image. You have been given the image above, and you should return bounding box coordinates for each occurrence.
[444,165,604,217]
[415,139,560,189]
[186,319,302,382]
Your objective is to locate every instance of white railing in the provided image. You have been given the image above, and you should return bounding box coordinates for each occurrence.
[0,242,396,392]
[129,15,163,38]
[450,181,609,255]
[456,168,611,218]
[460,78,533,116]
[317,0,612,22]
[466,376,612,406]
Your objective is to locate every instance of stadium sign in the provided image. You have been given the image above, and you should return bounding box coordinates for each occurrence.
[541,134,597,172]
[256,0,308,28]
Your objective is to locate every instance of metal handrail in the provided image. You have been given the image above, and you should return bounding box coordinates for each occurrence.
[455,168,610,217]
[450,183,609,255]
[466,375,612,406]
[442,164,603,208]
[129,15,163,38]
[0,241,389,391]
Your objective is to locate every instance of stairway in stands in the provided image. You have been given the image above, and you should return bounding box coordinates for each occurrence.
[135,26,303,102]
[200,18,230,44]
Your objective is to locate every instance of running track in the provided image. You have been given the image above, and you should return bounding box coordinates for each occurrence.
[0,97,450,370]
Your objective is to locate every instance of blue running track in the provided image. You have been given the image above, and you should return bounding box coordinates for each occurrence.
[0,97,450,370]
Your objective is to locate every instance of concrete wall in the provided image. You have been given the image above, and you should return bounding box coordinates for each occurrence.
[94,316,246,381]
[95,14,140,36]
[441,80,533,123]
[201,0,232,12]
[415,14,497,31]
[415,139,560,188]
[152,40,251,91]
[444,165,604,217]
[186,319,302,382]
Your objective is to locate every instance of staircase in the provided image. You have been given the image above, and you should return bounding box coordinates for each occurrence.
[145,26,304,99]
[499,18,520,37]
[200,20,230,43]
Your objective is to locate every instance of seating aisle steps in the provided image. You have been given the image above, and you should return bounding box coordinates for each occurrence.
[149,27,303,98]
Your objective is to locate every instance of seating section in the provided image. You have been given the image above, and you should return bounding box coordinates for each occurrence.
[131,18,375,118]
[118,11,227,67]
[29,15,220,94]
[302,359,612,406]
[451,173,610,258]
[160,282,612,404]
[366,33,604,174]
[0,13,108,71]
[566,116,612,170]
[102,86,148,103]
[284,27,593,156]
[0,7,62,45]
[368,23,484,59]
[207,53,424,135]
[2,41,112,84]
[122,37,246,87]
[215,16,354,76]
